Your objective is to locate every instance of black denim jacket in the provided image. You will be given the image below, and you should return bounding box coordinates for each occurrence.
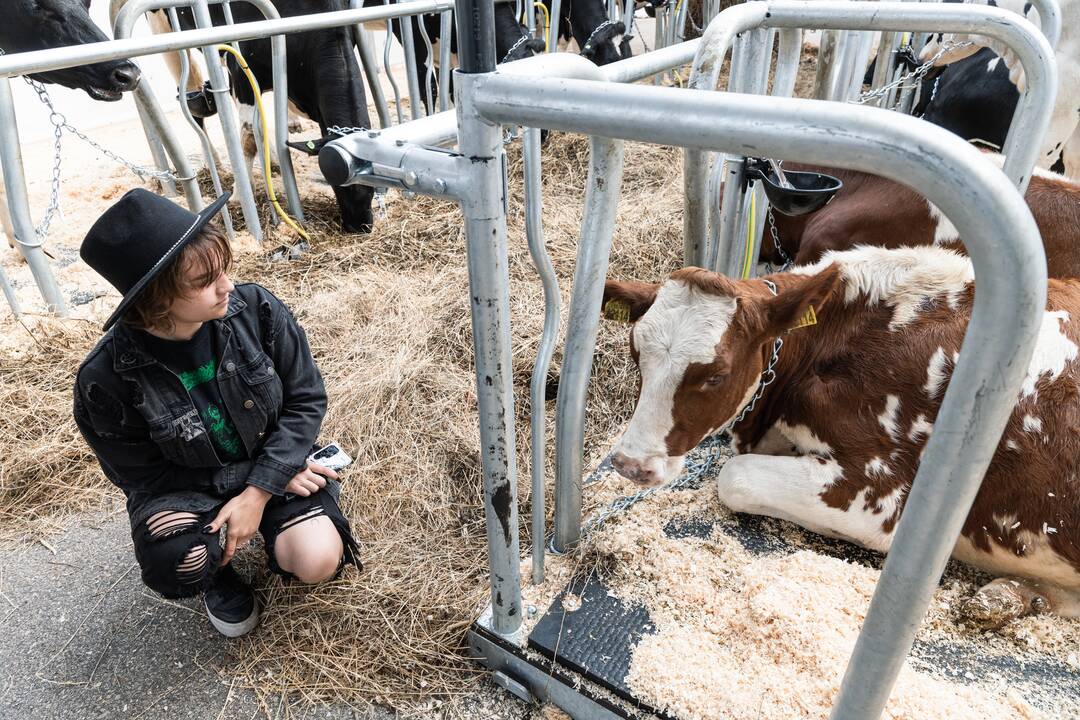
[73,283,326,507]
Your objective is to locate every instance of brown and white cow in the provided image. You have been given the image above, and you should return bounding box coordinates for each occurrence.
[604,245,1080,627]
[762,159,1080,278]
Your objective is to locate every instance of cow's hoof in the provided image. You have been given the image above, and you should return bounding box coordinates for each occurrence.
[959,582,1023,626]
[288,120,305,134]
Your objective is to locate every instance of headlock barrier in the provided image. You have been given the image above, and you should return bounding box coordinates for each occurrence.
[0,0,1063,717]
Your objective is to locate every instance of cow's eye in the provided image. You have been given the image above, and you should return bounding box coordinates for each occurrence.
[705,375,726,386]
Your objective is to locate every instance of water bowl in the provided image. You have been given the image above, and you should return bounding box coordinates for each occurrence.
[746,159,843,216]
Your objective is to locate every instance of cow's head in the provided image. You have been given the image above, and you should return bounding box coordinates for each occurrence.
[605,264,840,487]
[2,0,141,101]
[580,20,627,66]
[502,35,548,63]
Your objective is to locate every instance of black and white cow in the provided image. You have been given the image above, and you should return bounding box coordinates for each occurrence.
[2,0,141,252]
[544,0,627,66]
[920,0,1080,177]
[170,0,375,234]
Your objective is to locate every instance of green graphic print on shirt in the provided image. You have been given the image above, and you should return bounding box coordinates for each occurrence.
[177,359,244,461]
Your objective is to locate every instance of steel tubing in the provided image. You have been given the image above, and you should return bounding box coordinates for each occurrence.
[472,71,1046,720]
[399,15,424,118]
[0,79,68,316]
[439,11,454,110]
[1,0,454,79]
[522,125,559,584]
[683,0,1056,272]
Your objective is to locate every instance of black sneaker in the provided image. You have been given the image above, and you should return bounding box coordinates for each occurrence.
[204,564,259,638]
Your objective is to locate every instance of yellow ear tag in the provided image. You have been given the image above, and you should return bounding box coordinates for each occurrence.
[603,299,632,323]
[790,304,818,331]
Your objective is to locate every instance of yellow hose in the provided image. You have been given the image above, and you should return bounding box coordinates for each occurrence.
[742,190,756,279]
[216,44,310,242]
[533,2,552,51]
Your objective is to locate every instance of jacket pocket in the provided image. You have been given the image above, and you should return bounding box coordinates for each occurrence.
[239,355,283,422]
[149,412,214,468]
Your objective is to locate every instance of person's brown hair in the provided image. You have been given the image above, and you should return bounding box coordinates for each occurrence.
[123,223,233,331]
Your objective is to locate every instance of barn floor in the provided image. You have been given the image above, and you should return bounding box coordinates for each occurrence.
[488,439,1080,720]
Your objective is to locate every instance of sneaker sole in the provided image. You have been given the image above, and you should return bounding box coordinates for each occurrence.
[205,601,260,638]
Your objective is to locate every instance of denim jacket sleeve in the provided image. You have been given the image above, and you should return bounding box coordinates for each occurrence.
[73,374,253,496]
[243,288,327,496]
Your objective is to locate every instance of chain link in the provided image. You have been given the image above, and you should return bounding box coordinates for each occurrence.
[767,206,793,272]
[579,281,785,537]
[851,40,972,106]
[500,32,533,65]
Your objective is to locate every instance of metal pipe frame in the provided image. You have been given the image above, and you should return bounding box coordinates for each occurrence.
[0,79,69,316]
[683,0,1057,270]
[469,70,1046,720]
[168,5,236,239]
[548,0,564,54]
[0,0,454,79]
[398,13,425,118]
[438,10,453,110]
[354,25,391,129]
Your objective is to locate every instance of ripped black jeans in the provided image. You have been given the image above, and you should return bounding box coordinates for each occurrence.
[130,480,360,599]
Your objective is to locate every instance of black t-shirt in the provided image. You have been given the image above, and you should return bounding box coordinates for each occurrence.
[140,323,247,462]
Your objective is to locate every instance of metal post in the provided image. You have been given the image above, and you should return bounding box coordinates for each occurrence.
[472,72,1044,719]
[0,79,67,316]
[354,24,391,129]
[454,0,520,637]
[169,6,236,239]
[400,16,425,118]
[523,125,559,584]
[133,100,178,197]
[190,0,263,239]
[438,11,453,110]
[548,0,563,54]
[813,29,838,99]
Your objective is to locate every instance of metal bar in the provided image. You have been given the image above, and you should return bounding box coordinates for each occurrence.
[417,13,437,113]
[0,263,19,317]
[813,29,838,99]
[552,134,625,553]
[682,0,1056,266]
[548,0,563,53]
[383,12,405,124]
[472,71,1045,720]
[0,79,68,316]
[354,25,391,129]
[168,6,236,239]
[191,0,263,240]
[133,100,178,197]
[773,27,802,98]
[453,0,522,636]
[399,15,425,118]
[1030,0,1061,49]
[523,125,559,584]
[438,10,453,110]
[870,31,897,108]
[2,0,454,79]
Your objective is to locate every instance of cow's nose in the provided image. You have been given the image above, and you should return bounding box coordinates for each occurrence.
[111,64,141,91]
[611,453,658,486]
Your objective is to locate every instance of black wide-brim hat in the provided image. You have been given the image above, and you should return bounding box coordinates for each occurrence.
[80,188,231,331]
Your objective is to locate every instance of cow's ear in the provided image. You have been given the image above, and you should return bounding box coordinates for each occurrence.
[603,280,659,323]
[759,263,841,338]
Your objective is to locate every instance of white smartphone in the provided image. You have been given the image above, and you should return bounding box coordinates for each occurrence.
[307,442,353,472]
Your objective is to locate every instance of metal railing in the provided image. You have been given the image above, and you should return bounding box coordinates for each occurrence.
[327,1,1048,717]
[682,1,1056,276]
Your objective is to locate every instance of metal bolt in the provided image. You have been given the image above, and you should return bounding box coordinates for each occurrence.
[433,178,447,194]
[404,170,418,187]
[527,605,537,618]
[367,131,378,139]
[395,139,406,147]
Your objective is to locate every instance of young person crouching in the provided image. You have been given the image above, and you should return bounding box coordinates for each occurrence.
[73,189,359,637]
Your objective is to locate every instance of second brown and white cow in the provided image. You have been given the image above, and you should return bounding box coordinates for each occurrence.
[603,245,1080,627]
[761,158,1080,279]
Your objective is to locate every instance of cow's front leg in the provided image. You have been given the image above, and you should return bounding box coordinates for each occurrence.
[716,454,896,553]
[960,576,1080,628]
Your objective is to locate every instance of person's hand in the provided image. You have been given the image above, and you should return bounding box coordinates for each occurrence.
[284,461,339,497]
[207,485,272,566]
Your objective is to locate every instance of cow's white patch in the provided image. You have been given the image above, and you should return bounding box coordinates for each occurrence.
[792,245,974,330]
[716,454,897,552]
[987,56,1001,72]
[1006,439,1020,451]
[614,280,739,466]
[954,533,1080,592]
[1023,414,1044,433]
[865,457,893,478]
[926,201,960,245]
[878,395,901,442]
[864,484,905,524]
[908,414,934,441]
[775,420,833,456]
[924,347,950,399]
[1021,311,1077,397]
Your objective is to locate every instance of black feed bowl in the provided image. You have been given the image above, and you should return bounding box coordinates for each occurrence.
[746,162,843,216]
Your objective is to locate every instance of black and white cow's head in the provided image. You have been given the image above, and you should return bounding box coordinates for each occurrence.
[578,19,627,66]
[2,0,140,100]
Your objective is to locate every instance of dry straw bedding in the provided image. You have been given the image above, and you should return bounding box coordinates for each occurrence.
[0,132,684,709]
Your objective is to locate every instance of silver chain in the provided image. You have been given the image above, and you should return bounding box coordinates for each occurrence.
[500,32,532,65]
[767,206,793,271]
[851,40,973,106]
[581,19,618,54]
[327,125,368,136]
[579,281,785,537]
